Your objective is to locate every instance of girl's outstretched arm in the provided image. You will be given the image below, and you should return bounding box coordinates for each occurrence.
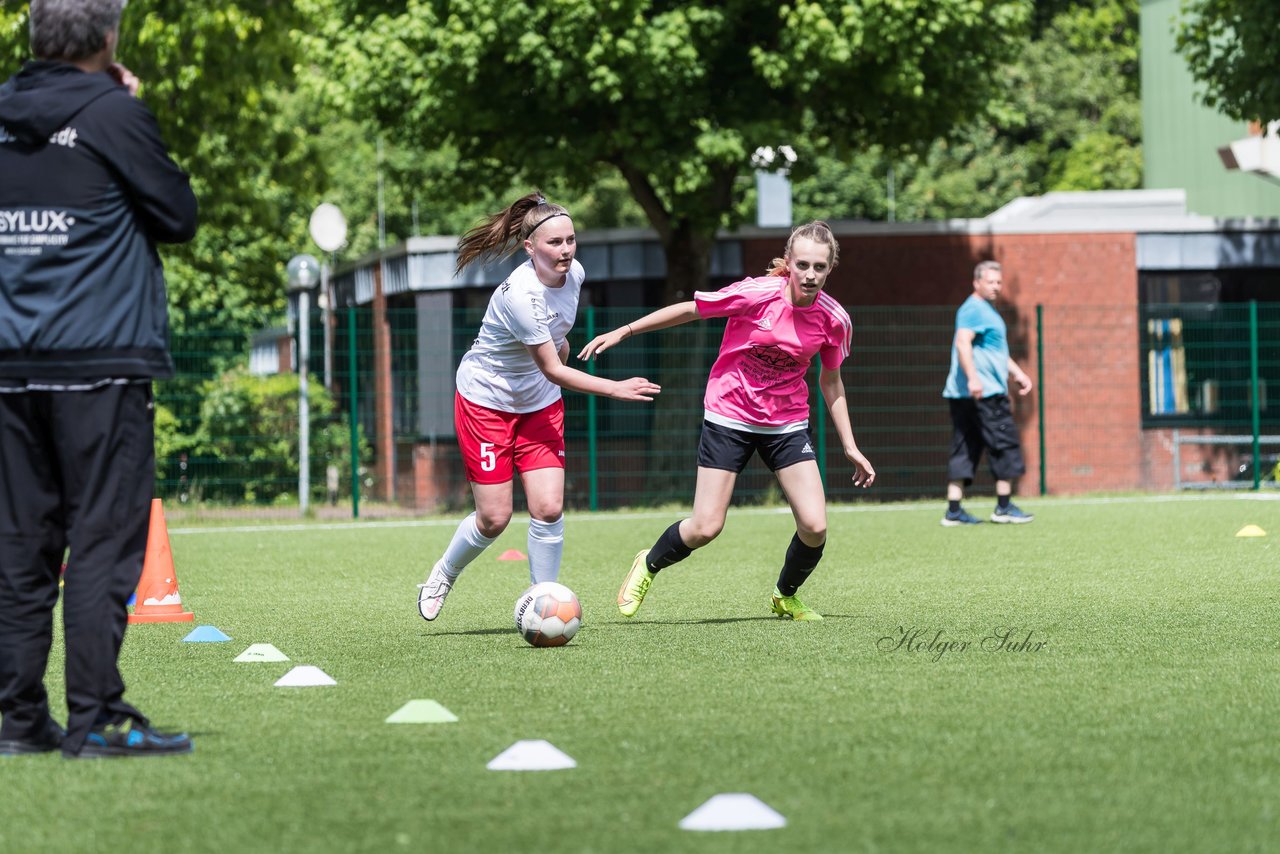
[577,301,700,360]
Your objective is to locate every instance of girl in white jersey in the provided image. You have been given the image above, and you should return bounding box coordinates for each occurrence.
[417,193,661,621]
[579,221,875,621]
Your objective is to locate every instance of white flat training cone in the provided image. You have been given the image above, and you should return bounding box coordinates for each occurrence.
[385,700,458,724]
[486,739,576,771]
[679,793,787,831]
[274,665,336,687]
[234,643,289,663]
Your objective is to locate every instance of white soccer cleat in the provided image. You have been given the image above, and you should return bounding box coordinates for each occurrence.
[417,560,455,621]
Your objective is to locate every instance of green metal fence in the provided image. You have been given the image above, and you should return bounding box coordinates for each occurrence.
[156,301,1280,518]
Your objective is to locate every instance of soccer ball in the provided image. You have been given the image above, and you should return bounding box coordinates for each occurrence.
[514,581,582,647]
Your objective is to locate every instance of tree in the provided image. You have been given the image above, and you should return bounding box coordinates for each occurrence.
[320,0,1029,304]
[1177,0,1280,122]
[1,2,313,331]
[291,107,649,260]
[791,0,1142,222]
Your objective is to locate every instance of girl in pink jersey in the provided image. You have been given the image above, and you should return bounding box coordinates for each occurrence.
[579,221,875,621]
[417,193,660,622]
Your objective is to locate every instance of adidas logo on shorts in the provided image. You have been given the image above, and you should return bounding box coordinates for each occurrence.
[801,442,814,455]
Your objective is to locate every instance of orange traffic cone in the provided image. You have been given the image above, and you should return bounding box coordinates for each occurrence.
[128,499,194,624]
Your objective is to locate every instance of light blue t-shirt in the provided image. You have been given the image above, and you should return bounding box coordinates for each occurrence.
[943,295,1008,398]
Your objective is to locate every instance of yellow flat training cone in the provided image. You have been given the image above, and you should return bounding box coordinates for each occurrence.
[1236,525,1267,538]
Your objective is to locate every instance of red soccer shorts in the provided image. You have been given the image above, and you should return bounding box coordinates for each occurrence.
[454,393,565,484]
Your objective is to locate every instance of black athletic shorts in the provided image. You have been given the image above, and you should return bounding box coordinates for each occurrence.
[696,420,817,473]
[947,395,1026,484]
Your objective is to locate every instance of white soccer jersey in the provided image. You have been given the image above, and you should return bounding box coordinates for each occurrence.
[455,258,584,413]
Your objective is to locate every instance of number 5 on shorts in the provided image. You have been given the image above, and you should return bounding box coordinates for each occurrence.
[479,442,496,472]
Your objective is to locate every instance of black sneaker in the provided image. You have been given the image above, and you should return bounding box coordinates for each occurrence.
[940,508,982,527]
[0,718,65,756]
[991,503,1035,524]
[68,717,193,758]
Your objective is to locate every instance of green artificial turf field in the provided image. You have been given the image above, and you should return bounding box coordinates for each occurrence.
[1,495,1276,853]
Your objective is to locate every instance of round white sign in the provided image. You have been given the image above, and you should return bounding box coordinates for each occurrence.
[309,203,348,253]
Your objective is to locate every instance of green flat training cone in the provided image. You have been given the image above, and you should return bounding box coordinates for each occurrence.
[385,700,458,724]
[1236,524,1267,538]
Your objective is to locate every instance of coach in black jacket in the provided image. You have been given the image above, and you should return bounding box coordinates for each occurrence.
[0,0,197,758]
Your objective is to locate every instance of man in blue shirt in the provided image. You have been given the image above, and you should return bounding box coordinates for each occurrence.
[941,261,1035,525]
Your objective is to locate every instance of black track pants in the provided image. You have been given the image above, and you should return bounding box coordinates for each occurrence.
[0,383,154,752]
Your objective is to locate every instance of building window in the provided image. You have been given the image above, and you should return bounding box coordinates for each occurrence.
[1140,270,1280,428]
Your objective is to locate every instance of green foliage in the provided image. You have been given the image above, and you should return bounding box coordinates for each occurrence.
[793,0,1142,221]
[1177,0,1280,122]
[192,368,364,504]
[318,0,1029,286]
[291,100,648,259]
[122,2,312,331]
[153,401,196,478]
[1053,129,1143,190]
[0,7,26,71]
[793,125,1042,222]
[0,2,313,332]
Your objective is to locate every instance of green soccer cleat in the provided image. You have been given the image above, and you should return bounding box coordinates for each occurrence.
[770,588,824,622]
[617,550,654,618]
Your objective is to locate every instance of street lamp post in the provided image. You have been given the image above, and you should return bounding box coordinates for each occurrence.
[320,263,332,389]
[307,203,349,514]
[287,253,321,515]
[309,203,348,390]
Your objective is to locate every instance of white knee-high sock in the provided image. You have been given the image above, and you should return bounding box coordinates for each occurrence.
[526,515,564,585]
[440,512,496,579]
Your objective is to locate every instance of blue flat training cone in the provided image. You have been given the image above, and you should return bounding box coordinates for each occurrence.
[183,625,231,642]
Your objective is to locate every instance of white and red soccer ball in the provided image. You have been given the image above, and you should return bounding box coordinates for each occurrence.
[514,582,582,647]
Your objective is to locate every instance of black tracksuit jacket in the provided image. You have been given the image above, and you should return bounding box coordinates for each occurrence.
[0,61,196,379]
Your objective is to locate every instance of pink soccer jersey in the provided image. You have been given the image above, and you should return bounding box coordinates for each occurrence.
[694,276,852,428]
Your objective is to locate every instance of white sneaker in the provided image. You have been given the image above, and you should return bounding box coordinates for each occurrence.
[417,560,455,621]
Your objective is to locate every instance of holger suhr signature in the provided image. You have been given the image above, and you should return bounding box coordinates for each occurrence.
[877,626,1048,662]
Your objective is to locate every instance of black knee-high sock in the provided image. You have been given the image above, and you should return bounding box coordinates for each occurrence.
[645,521,692,574]
[776,533,825,596]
